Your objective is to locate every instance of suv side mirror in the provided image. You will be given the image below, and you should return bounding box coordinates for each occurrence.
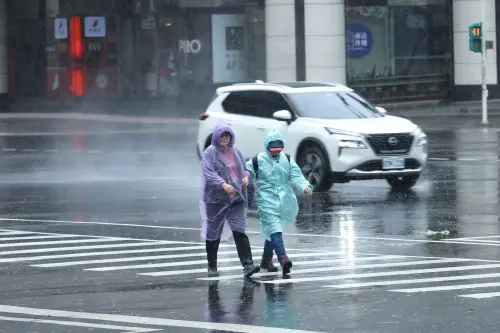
[375,106,387,115]
[273,110,292,121]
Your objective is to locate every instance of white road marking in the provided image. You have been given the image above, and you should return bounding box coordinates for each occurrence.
[199,258,473,281]
[0,315,159,332]
[459,291,500,299]
[4,217,500,249]
[86,252,341,272]
[428,157,451,161]
[452,235,500,240]
[0,237,125,248]
[0,230,34,236]
[0,304,326,333]
[0,234,84,242]
[0,244,239,263]
[324,272,500,289]
[390,281,500,293]
[140,255,403,277]
[258,263,500,285]
[447,239,500,244]
[0,241,171,256]
[31,249,250,267]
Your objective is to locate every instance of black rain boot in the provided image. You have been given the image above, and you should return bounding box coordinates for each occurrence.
[260,258,279,273]
[232,231,260,277]
[206,239,221,277]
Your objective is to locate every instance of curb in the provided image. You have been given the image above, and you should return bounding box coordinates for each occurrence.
[0,112,198,124]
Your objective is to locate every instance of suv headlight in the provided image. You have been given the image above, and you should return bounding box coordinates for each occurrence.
[338,140,367,149]
[412,127,427,147]
[325,128,367,149]
[325,127,362,138]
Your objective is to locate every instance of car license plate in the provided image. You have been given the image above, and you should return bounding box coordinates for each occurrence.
[382,157,405,170]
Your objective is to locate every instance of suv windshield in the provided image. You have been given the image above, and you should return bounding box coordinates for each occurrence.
[287,91,384,119]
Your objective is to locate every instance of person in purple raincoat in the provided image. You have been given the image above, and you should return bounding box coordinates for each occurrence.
[200,120,260,278]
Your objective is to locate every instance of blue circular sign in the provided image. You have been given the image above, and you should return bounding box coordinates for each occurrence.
[346,23,373,59]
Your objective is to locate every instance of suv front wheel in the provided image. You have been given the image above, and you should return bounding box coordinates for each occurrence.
[386,175,419,190]
[297,145,333,192]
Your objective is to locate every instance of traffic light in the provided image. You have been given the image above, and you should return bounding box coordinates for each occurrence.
[469,23,482,53]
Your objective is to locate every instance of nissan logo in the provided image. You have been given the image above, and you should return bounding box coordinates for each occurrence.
[388,137,398,146]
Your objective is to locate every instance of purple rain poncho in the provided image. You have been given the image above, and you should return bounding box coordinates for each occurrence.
[199,120,250,242]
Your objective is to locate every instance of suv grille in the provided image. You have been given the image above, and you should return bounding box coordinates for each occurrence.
[365,133,414,155]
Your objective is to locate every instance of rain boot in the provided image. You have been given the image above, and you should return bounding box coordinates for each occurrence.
[280,256,293,275]
[260,258,279,272]
[232,231,260,277]
[206,238,221,277]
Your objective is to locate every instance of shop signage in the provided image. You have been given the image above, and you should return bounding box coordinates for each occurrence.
[54,18,68,40]
[84,16,106,38]
[346,23,373,59]
[179,39,201,54]
[211,14,248,83]
[141,15,156,30]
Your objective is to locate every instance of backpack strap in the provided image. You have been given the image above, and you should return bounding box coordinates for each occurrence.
[285,153,290,163]
[252,155,259,179]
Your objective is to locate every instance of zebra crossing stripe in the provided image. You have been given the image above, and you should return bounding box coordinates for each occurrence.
[0,238,125,248]
[459,291,500,299]
[198,258,473,281]
[258,263,500,284]
[140,255,403,277]
[85,252,342,272]
[0,241,171,256]
[323,272,500,289]
[0,234,84,242]
[390,281,500,293]
[31,250,244,268]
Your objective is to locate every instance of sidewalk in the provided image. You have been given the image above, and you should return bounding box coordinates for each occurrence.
[2,99,500,130]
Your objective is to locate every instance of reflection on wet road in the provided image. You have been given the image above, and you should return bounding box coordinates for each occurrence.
[0,122,500,332]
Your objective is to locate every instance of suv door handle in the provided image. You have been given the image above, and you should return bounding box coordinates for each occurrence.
[257,126,266,130]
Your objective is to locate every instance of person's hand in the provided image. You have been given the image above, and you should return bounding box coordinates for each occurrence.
[304,186,313,196]
[222,183,236,195]
[242,176,249,188]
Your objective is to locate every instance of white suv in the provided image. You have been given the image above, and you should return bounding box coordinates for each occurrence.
[196,81,428,192]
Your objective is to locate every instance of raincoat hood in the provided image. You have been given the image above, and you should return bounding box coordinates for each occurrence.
[264,129,285,154]
[212,120,235,148]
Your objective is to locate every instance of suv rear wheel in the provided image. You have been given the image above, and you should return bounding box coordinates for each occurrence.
[297,145,333,192]
[386,175,419,190]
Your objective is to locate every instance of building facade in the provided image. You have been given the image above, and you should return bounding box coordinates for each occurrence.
[0,0,498,112]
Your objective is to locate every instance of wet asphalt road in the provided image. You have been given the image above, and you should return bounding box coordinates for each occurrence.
[0,120,499,332]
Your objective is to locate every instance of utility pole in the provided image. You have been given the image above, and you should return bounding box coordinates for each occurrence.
[481,0,488,126]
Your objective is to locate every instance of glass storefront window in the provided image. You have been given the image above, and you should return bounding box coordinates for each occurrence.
[345,0,452,104]
[6,0,266,115]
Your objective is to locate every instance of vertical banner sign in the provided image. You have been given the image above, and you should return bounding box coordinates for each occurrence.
[54,18,68,39]
[84,16,106,38]
[211,14,248,83]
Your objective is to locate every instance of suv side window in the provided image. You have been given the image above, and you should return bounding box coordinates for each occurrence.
[222,91,292,118]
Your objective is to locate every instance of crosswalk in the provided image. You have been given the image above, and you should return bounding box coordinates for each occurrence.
[2,228,500,300]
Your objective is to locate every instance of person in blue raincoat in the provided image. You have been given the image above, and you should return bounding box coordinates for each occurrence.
[200,120,260,278]
[246,129,313,275]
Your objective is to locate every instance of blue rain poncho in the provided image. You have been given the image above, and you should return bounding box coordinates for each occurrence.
[200,120,250,242]
[246,129,310,241]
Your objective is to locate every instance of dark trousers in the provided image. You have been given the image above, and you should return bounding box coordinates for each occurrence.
[262,232,287,262]
[206,231,254,269]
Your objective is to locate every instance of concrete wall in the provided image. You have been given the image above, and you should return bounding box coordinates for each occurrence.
[453,0,497,85]
[0,0,7,108]
[304,0,346,84]
[265,0,296,81]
